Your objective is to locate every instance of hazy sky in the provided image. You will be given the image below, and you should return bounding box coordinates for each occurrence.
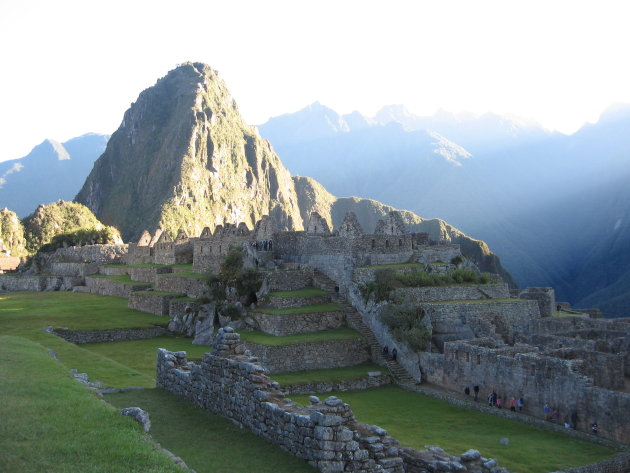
[1,0,629,162]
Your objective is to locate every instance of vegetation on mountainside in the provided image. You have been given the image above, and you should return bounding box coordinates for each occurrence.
[360,267,498,303]
[0,336,184,473]
[380,303,431,351]
[0,207,27,257]
[290,386,616,473]
[38,226,121,253]
[22,200,118,253]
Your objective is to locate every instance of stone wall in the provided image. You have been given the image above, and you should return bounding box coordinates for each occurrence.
[415,244,461,264]
[53,327,167,344]
[0,274,82,292]
[125,244,153,265]
[154,274,209,298]
[50,262,100,277]
[418,340,630,444]
[157,329,507,473]
[283,373,391,395]
[85,276,151,298]
[129,266,173,284]
[519,287,556,318]
[264,269,314,292]
[267,294,331,309]
[128,291,185,316]
[392,284,510,303]
[251,310,345,336]
[242,337,370,373]
[552,452,630,473]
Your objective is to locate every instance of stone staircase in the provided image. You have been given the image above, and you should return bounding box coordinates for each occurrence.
[312,270,416,386]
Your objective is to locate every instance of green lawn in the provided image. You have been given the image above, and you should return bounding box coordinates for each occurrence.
[103,263,167,268]
[0,292,171,387]
[239,327,362,346]
[290,386,617,473]
[272,362,385,386]
[0,335,183,473]
[251,302,341,315]
[81,336,212,382]
[107,389,315,473]
[268,286,327,298]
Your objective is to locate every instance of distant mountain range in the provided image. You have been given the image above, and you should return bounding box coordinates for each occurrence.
[0,134,108,217]
[259,102,630,317]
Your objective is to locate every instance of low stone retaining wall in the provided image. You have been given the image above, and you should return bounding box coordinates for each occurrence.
[0,274,83,292]
[265,269,313,292]
[85,276,151,298]
[268,294,330,309]
[552,451,630,473]
[157,329,506,473]
[53,326,167,344]
[99,266,130,276]
[251,310,345,336]
[154,274,208,298]
[128,291,185,316]
[243,337,370,373]
[130,266,173,284]
[393,284,510,303]
[51,262,100,277]
[282,373,391,395]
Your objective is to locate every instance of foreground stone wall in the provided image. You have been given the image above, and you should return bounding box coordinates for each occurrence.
[242,338,370,373]
[50,262,100,277]
[85,276,151,298]
[157,329,508,473]
[251,309,344,336]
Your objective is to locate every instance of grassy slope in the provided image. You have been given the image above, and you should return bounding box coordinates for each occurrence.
[107,389,315,473]
[291,386,616,473]
[0,336,183,473]
[0,292,170,387]
[269,287,327,298]
[81,337,212,381]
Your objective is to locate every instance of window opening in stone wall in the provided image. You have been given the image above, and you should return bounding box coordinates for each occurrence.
[314,226,317,232]
[546,367,552,378]
[466,352,470,362]
[371,239,375,248]
[477,355,481,365]
[399,239,402,247]
[385,240,389,248]
[530,365,536,376]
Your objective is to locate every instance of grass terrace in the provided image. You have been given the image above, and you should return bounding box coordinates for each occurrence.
[272,362,385,386]
[0,336,185,473]
[290,386,618,473]
[0,292,170,387]
[251,302,341,316]
[170,264,194,270]
[81,336,211,382]
[421,298,521,305]
[268,286,327,298]
[103,263,169,269]
[106,389,315,473]
[239,327,362,346]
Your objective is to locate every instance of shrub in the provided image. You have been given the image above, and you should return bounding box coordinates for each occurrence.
[380,303,431,351]
[207,246,262,306]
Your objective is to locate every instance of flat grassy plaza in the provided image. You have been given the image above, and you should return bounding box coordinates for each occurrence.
[0,291,621,473]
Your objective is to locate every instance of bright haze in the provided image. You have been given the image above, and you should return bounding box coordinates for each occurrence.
[1,0,629,162]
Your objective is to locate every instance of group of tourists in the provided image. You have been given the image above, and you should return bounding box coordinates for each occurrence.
[478,390,524,412]
[544,403,584,431]
[252,240,273,251]
[382,346,398,361]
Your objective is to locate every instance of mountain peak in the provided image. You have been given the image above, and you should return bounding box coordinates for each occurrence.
[29,139,70,161]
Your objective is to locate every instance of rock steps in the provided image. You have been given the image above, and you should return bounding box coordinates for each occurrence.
[312,270,416,386]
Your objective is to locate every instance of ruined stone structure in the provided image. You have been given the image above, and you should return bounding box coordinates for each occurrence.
[157,328,508,473]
